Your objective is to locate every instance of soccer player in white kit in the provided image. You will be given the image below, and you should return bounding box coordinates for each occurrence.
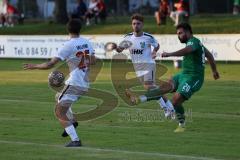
[116,14,175,117]
[23,19,96,147]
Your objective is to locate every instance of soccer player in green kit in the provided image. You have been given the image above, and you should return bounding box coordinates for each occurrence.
[126,23,220,132]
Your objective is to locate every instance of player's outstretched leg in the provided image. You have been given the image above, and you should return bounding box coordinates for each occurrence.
[125,82,173,105]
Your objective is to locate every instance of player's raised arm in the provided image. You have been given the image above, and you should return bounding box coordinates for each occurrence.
[162,46,193,57]
[204,47,220,80]
[23,57,60,70]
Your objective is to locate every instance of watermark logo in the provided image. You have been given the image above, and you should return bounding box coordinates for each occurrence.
[118,108,193,123]
[235,39,240,53]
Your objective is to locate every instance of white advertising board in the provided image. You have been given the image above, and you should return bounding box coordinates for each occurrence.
[0,34,239,61]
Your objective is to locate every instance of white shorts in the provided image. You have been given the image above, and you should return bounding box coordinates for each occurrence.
[57,85,87,106]
[134,63,156,84]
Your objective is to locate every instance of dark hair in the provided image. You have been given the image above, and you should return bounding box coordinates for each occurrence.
[176,23,193,34]
[67,19,82,34]
[131,13,144,22]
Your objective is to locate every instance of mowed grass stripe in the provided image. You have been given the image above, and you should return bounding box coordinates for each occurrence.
[0,98,240,119]
[0,140,223,160]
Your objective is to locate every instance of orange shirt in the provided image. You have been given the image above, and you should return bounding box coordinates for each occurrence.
[7,4,18,14]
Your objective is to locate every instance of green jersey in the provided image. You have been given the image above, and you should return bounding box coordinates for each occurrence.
[182,36,205,75]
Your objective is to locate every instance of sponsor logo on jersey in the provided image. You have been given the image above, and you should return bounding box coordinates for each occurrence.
[140,42,145,49]
[130,49,143,54]
[130,49,144,54]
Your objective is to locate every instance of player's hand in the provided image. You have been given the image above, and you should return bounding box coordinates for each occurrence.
[111,43,117,50]
[23,63,36,70]
[213,71,220,80]
[161,52,170,58]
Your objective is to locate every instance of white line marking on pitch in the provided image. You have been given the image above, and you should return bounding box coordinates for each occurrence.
[0,140,223,160]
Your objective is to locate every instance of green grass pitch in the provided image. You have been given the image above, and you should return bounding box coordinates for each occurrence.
[0,59,239,160]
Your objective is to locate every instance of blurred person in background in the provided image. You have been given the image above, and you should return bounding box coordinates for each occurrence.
[0,0,19,27]
[170,0,189,26]
[168,0,174,12]
[5,0,19,27]
[155,0,170,25]
[85,0,99,25]
[233,0,240,15]
[97,0,107,23]
[71,0,87,22]
[0,0,7,27]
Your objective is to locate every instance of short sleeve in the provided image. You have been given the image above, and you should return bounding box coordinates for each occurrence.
[123,35,129,41]
[150,37,159,48]
[123,33,132,42]
[87,41,95,55]
[55,43,72,61]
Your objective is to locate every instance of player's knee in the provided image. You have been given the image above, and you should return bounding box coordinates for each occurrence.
[55,103,70,119]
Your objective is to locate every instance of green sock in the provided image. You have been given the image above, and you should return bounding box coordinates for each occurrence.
[174,105,185,124]
[144,87,162,101]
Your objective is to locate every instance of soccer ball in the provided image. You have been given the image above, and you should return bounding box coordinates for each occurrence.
[104,42,117,52]
[48,70,65,87]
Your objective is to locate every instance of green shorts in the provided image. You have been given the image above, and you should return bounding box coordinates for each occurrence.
[172,72,204,100]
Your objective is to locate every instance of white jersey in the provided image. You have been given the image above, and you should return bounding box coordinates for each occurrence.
[124,32,159,64]
[55,37,94,90]
[124,32,159,78]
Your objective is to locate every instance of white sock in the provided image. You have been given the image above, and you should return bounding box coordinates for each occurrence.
[166,100,175,111]
[65,125,79,141]
[158,97,168,110]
